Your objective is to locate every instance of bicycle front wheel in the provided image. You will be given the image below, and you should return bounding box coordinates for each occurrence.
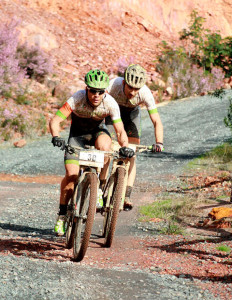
[104,166,125,248]
[73,173,97,262]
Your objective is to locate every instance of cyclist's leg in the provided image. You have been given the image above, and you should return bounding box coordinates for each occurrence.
[59,135,84,212]
[122,107,141,210]
[122,137,139,210]
[60,163,79,207]
[94,127,112,188]
[127,137,140,185]
[55,136,82,235]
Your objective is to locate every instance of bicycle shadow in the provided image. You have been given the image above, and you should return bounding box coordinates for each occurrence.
[84,233,105,248]
[0,236,71,261]
[0,222,54,238]
[0,222,72,261]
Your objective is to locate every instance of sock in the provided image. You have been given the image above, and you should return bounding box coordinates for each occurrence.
[59,204,67,215]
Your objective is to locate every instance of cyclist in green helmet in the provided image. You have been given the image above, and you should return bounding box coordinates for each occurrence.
[105,64,164,210]
[49,69,134,236]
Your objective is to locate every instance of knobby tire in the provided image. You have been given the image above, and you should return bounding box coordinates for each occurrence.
[73,173,97,262]
[104,166,125,248]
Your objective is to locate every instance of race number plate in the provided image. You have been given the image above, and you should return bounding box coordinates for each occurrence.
[79,151,104,168]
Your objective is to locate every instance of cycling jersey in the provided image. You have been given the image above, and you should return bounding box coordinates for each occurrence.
[106,77,158,114]
[56,89,122,124]
[55,89,122,164]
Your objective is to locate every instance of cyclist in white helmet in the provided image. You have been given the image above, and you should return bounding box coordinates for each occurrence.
[49,69,134,235]
[105,64,164,210]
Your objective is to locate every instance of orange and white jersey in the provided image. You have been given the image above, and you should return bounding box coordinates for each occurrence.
[56,89,122,123]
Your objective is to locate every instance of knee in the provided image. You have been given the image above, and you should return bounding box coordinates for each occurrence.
[99,144,111,151]
[96,138,112,151]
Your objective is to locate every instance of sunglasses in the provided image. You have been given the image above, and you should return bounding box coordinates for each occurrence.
[88,88,105,95]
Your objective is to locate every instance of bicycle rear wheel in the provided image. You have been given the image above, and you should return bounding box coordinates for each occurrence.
[103,166,125,248]
[73,172,97,262]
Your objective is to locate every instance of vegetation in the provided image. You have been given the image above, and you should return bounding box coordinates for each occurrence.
[139,143,232,235]
[0,19,53,142]
[184,143,232,173]
[216,244,231,253]
[179,10,232,77]
[113,56,134,77]
[154,10,229,99]
[1,11,232,142]
[224,97,232,131]
[17,42,53,82]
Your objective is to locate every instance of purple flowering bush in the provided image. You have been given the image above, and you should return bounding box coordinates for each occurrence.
[0,99,47,141]
[17,43,53,82]
[0,18,25,95]
[170,61,224,99]
[0,19,53,141]
[0,18,53,96]
[156,44,225,99]
[113,56,134,76]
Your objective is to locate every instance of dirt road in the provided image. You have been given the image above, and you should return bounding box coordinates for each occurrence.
[0,92,231,299]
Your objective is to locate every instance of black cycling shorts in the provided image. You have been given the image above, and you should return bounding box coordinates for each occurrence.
[65,116,111,164]
[105,106,141,140]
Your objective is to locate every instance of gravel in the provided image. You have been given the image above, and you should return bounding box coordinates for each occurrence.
[0,254,218,300]
[0,90,231,183]
[1,92,231,299]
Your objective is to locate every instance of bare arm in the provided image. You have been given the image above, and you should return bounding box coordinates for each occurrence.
[113,122,128,147]
[149,113,163,144]
[49,115,65,137]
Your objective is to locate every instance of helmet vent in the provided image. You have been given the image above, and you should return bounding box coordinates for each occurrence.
[124,64,147,88]
[85,69,109,89]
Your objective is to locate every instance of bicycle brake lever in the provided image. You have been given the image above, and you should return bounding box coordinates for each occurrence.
[66,145,75,154]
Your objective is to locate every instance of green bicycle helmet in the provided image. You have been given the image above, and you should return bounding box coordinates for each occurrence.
[85,69,109,89]
[124,64,147,88]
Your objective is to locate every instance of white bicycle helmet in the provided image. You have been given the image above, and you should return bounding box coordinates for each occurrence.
[124,64,147,88]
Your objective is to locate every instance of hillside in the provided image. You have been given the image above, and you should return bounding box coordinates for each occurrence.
[1,0,232,88]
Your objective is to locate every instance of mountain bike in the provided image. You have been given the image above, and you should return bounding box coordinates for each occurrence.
[62,144,105,262]
[58,143,154,260]
[102,142,155,247]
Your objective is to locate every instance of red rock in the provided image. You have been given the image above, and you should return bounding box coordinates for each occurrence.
[13,139,27,148]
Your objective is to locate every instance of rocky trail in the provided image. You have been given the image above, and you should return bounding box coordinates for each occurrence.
[1,92,232,299]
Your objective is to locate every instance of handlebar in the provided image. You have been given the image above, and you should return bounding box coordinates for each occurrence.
[64,143,156,157]
[54,141,160,157]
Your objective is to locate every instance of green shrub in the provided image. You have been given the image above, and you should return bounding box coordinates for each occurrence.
[224,97,232,131]
[179,10,232,78]
[216,244,231,253]
[155,9,230,99]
